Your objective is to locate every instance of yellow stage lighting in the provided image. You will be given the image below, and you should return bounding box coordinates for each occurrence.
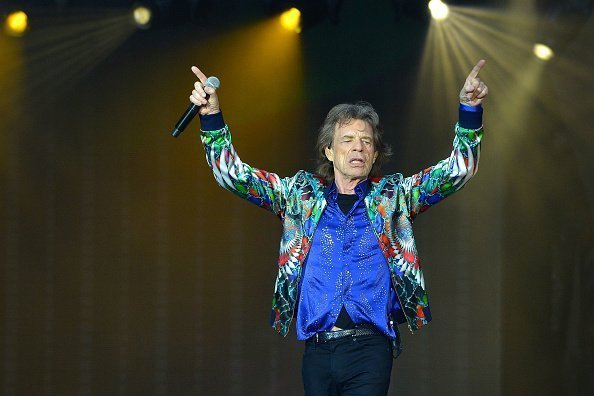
[533,43,554,61]
[280,7,301,33]
[4,10,28,37]
[428,0,449,21]
[132,5,153,29]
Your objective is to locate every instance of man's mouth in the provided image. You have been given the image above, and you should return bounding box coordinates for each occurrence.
[349,158,365,165]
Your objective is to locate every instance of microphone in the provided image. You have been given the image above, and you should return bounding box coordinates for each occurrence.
[171,76,220,138]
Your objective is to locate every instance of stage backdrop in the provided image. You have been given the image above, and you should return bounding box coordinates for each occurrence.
[1,0,592,394]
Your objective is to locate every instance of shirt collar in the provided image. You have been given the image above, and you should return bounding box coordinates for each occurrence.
[324,179,371,200]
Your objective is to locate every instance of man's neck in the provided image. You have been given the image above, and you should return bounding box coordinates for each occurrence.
[334,176,366,194]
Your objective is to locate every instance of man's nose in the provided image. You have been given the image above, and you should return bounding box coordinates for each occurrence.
[352,138,364,151]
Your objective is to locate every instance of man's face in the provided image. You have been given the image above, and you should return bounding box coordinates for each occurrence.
[324,119,378,183]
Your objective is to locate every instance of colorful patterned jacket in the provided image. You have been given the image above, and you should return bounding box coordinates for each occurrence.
[200,110,483,342]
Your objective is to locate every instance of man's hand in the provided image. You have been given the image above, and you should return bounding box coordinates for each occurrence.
[459,59,488,106]
[190,66,220,115]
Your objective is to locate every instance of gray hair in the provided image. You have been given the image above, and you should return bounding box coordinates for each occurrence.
[315,101,392,181]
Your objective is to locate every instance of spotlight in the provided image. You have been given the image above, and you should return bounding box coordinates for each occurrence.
[428,0,449,21]
[4,10,29,37]
[533,43,554,61]
[280,7,301,33]
[130,1,191,29]
[132,4,153,29]
[271,1,344,32]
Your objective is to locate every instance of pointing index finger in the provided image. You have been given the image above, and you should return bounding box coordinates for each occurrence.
[466,59,486,81]
[191,66,207,84]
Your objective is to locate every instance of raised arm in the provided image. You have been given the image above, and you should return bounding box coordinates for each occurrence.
[404,60,488,219]
[191,66,289,218]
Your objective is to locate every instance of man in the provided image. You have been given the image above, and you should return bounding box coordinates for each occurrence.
[190,60,488,395]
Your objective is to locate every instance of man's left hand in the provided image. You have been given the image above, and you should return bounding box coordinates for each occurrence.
[459,59,488,106]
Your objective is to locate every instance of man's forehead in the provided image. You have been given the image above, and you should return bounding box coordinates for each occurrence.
[334,119,373,135]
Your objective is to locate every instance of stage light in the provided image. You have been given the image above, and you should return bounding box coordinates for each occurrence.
[280,7,301,33]
[4,10,29,37]
[428,0,449,21]
[132,4,153,29]
[533,43,554,61]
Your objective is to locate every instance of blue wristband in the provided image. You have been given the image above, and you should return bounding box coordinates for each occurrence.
[459,104,482,129]
[199,112,225,131]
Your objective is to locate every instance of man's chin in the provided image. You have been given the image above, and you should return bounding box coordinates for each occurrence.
[348,165,370,173]
[348,173,370,181]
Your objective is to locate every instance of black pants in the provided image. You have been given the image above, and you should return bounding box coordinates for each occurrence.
[302,334,393,396]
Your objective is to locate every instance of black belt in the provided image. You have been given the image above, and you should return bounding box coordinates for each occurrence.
[307,325,383,344]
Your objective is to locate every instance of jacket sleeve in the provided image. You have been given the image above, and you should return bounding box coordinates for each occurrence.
[402,105,483,220]
[199,113,288,219]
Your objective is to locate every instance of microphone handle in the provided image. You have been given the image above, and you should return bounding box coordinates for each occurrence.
[172,103,198,138]
[171,77,216,137]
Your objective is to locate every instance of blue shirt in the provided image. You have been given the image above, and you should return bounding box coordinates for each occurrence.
[295,180,400,340]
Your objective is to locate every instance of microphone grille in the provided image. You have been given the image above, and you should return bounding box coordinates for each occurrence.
[205,76,220,90]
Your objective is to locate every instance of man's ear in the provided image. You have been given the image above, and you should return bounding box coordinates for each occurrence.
[325,146,334,162]
[373,151,378,163]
